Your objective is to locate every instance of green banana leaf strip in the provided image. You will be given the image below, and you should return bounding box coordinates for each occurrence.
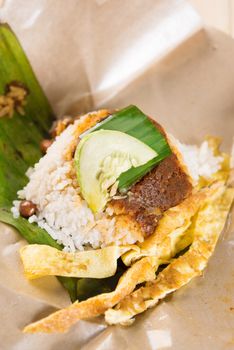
[118,151,171,191]
[77,262,127,301]
[83,105,172,190]
[0,24,77,301]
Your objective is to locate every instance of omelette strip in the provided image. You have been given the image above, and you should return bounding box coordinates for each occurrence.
[23,183,226,333]
[122,184,219,266]
[21,187,216,281]
[105,185,234,325]
[23,256,158,333]
[20,245,136,279]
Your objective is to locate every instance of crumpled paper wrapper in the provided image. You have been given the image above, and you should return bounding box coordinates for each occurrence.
[0,1,234,349]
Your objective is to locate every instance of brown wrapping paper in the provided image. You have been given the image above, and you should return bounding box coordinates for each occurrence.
[0,1,233,349]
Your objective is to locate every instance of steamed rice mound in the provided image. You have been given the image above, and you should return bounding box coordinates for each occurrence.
[11,110,223,252]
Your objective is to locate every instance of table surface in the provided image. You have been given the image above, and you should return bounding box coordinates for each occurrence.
[190,0,234,37]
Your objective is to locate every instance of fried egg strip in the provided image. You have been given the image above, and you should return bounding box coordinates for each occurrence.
[122,184,219,266]
[23,183,226,333]
[105,184,234,325]
[23,256,159,333]
[20,245,137,279]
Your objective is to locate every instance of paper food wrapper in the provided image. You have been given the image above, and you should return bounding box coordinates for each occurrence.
[0,1,234,349]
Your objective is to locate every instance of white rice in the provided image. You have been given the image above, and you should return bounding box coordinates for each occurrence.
[11,118,223,252]
[171,136,223,181]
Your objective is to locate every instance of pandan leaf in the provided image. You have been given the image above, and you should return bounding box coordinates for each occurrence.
[0,24,77,301]
[118,151,171,191]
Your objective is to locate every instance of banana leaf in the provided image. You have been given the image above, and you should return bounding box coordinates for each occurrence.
[0,24,126,303]
[0,23,77,301]
[76,262,127,301]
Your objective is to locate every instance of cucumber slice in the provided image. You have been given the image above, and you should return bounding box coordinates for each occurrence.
[75,130,157,213]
